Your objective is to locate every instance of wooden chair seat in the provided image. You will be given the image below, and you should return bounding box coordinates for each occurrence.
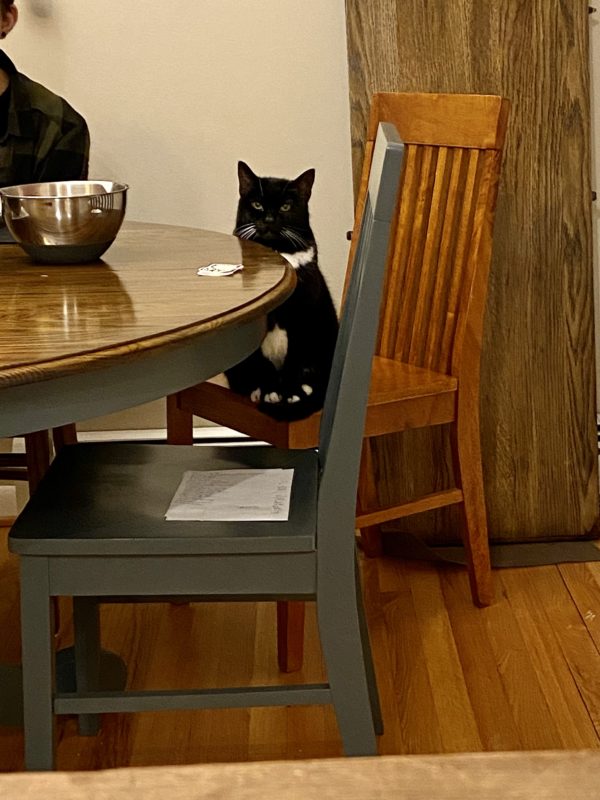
[363,358,457,437]
[369,357,457,403]
[172,381,321,450]
[175,358,456,446]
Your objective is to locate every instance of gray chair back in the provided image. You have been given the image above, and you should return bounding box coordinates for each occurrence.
[318,123,405,547]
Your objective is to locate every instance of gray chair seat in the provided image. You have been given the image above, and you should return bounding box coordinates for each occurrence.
[9,443,318,557]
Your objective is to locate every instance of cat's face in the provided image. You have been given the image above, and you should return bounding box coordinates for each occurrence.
[234,161,315,253]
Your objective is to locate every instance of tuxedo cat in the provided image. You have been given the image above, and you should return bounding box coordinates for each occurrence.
[225,161,339,421]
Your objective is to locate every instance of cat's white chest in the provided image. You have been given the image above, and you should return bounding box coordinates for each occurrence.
[261,324,288,369]
[280,247,315,270]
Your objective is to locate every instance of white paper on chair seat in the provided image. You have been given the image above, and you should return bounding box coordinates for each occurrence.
[165,469,294,521]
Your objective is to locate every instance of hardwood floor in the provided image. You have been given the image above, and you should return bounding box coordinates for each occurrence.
[2,527,600,770]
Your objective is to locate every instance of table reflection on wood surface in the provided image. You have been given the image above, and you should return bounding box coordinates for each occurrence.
[0,221,295,437]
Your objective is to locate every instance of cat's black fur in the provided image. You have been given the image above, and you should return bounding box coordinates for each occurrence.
[225,161,338,421]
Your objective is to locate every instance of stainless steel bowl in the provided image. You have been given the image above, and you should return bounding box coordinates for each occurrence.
[0,180,128,264]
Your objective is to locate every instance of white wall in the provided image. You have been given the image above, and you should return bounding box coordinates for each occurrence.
[5,0,353,429]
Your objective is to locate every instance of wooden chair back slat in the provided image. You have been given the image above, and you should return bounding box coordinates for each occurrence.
[407,145,451,365]
[423,147,465,369]
[391,145,436,361]
[432,148,482,373]
[449,148,503,377]
[378,144,419,357]
[350,93,508,378]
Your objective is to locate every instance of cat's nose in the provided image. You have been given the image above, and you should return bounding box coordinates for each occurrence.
[265,213,274,222]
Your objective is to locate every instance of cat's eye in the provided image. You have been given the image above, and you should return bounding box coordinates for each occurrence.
[251,201,263,211]
[280,203,291,212]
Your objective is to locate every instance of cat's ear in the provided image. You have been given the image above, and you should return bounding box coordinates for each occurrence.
[291,168,315,201]
[238,161,258,197]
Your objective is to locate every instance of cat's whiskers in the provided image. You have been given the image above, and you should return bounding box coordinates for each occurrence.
[282,227,308,249]
[282,230,298,247]
[234,223,257,240]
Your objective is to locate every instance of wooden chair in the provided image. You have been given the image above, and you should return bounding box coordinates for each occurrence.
[352,92,509,609]
[167,92,509,663]
[8,122,405,770]
[0,425,78,496]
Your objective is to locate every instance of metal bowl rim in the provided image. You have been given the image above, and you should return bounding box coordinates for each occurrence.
[0,180,129,200]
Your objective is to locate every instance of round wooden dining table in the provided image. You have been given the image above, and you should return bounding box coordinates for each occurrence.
[0,220,295,438]
[0,220,295,726]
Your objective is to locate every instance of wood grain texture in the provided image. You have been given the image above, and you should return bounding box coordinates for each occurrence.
[5,751,600,800]
[356,488,463,529]
[0,222,295,389]
[4,530,600,768]
[348,93,506,606]
[174,381,322,449]
[346,0,598,541]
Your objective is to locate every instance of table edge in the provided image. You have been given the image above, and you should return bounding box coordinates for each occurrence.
[0,263,296,390]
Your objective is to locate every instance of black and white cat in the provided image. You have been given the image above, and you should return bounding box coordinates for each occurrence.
[225,161,339,421]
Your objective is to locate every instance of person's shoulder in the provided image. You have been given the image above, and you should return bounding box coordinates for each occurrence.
[13,70,87,130]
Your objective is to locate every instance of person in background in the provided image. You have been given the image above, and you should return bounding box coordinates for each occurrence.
[0,0,89,188]
[0,0,90,483]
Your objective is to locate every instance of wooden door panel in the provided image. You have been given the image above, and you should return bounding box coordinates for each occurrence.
[346,0,597,541]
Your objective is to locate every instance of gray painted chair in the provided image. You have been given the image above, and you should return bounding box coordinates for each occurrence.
[9,122,405,770]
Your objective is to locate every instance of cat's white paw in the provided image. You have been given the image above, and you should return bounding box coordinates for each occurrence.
[301,384,314,396]
[250,388,262,403]
[287,394,301,404]
[264,391,282,404]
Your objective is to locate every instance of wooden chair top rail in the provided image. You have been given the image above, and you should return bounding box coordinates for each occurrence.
[369,93,510,150]
[347,92,509,377]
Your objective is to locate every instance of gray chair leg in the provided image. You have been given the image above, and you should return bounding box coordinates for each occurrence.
[354,559,383,735]
[73,597,101,736]
[19,557,56,770]
[317,569,378,756]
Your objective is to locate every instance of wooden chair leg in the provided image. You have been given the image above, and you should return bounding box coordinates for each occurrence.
[51,424,78,451]
[52,597,63,641]
[276,601,305,673]
[451,406,494,607]
[23,430,51,495]
[166,394,195,610]
[166,393,194,445]
[356,438,383,557]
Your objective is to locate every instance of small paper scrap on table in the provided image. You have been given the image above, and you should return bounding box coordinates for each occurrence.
[197,263,243,276]
[165,469,294,521]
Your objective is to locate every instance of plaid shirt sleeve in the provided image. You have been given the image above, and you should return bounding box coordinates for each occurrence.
[1,69,90,187]
[31,105,90,182]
